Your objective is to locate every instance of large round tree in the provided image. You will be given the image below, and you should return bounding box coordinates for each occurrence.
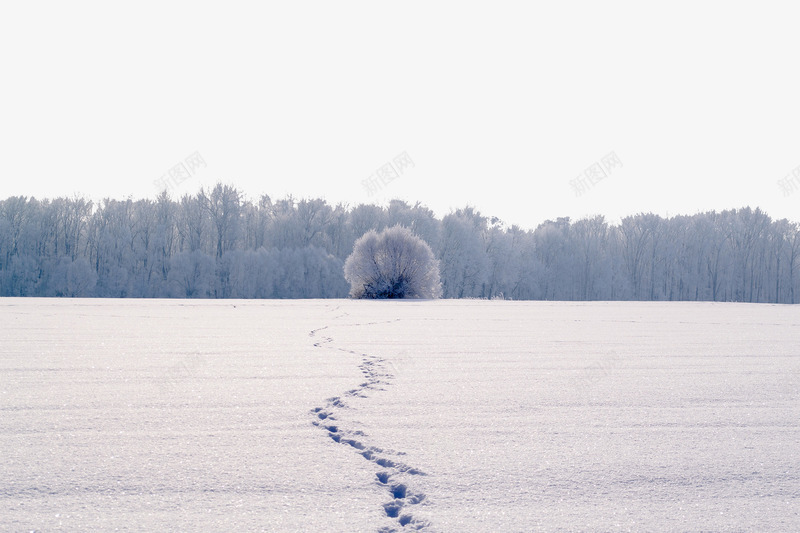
[344,225,442,299]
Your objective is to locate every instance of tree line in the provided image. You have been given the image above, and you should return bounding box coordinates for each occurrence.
[0,184,798,302]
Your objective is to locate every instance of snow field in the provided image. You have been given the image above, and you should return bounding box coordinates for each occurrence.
[1,299,799,531]
[317,300,800,531]
[1,300,373,531]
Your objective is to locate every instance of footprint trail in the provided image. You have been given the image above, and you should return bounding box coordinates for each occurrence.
[309,308,430,531]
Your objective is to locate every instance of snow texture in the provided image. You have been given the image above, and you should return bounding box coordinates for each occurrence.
[1,299,799,532]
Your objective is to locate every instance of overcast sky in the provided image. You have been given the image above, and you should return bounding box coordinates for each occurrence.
[1,1,799,230]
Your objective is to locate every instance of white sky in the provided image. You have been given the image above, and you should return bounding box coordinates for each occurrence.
[1,1,799,230]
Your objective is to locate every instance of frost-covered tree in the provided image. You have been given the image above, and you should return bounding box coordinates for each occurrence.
[201,184,241,259]
[2,187,799,302]
[167,250,215,298]
[344,225,441,299]
[439,209,489,298]
[48,256,97,297]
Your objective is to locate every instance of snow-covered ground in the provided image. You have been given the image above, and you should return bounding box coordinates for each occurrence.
[1,299,798,532]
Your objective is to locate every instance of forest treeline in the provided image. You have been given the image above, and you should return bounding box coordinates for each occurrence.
[0,184,798,302]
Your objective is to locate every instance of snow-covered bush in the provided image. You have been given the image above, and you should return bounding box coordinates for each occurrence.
[344,225,441,299]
